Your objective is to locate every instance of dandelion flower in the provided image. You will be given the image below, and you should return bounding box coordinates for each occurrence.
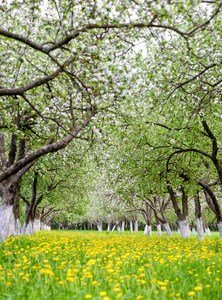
[188,291,195,296]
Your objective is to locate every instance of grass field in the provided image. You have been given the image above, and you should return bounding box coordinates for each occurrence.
[0,231,221,299]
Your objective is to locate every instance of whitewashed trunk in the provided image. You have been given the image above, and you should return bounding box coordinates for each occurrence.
[33,218,41,232]
[179,218,190,239]
[22,218,40,235]
[147,225,152,236]
[192,227,196,234]
[205,227,211,236]
[143,224,148,235]
[218,222,222,239]
[130,220,133,233]
[112,225,116,232]
[97,224,102,232]
[134,220,138,233]
[41,222,50,230]
[0,205,21,240]
[41,222,45,230]
[188,223,191,236]
[196,217,204,241]
[117,226,121,232]
[163,223,172,237]
[107,224,110,231]
[177,228,180,234]
[121,221,125,232]
[157,224,162,237]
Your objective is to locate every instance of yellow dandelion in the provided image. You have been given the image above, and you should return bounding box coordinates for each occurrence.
[194,286,202,291]
[188,291,195,296]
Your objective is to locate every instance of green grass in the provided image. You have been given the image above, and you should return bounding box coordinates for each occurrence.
[0,231,221,299]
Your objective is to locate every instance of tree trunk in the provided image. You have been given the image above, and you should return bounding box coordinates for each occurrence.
[130,219,133,232]
[205,227,211,236]
[112,225,116,231]
[97,224,102,232]
[179,217,190,238]
[194,192,204,241]
[121,220,125,232]
[146,225,152,236]
[157,224,162,237]
[22,216,40,235]
[22,204,41,235]
[218,222,222,238]
[163,223,172,237]
[196,218,204,241]
[143,224,148,235]
[117,225,121,232]
[22,217,40,235]
[202,209,211,236]
[0,181,21,241]
[200,183,222,239]
[107,221,110,231]
[134,220,138,233]
[41,222,50,230]
[192,227,196,234]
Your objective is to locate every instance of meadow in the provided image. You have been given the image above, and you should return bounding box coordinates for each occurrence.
[0,231,221,300]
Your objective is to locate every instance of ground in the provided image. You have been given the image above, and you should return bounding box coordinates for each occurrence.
[0,231,221,299]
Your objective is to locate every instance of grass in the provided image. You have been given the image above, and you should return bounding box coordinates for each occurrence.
[0,231,221,299]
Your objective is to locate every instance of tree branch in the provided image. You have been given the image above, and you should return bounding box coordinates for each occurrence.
[0,132,7,170]
[7,133,17,167]
[0,111,95,183]
[166,149,212,172]
[202,120,218,160]
[20,194,30,206]
[0,56,75,96]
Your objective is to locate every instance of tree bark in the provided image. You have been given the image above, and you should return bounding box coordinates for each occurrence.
[121,220,125,232]
[0,180,21,240]
[218,222,222,238]
[168,186,190,238]
[157,224,162,237]
[22,208,40,235]
[107,221,111,231]
[203,209,211,236]
[143,224,148,235]
[130,219,133,233]
[112,225,116,231]
[146,225,152,236]
[97,224,102,232]
[163,223,172,237]
[179,217,190,239]
[192,227,196,234]
[196,218,204,241]
[134,213,138,233]
[194,193,204,241]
